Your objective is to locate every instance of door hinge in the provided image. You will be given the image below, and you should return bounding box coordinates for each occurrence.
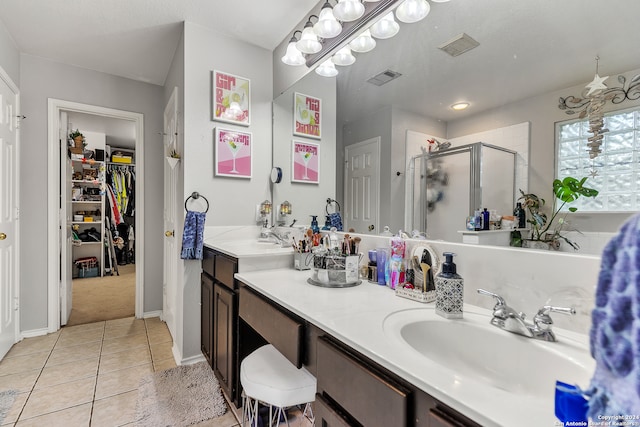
[14,297,19,311]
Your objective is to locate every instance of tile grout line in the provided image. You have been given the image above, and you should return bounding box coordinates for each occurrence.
[88,323,106,426]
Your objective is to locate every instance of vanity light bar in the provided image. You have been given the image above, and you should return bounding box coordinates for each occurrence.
[305,0,401,68]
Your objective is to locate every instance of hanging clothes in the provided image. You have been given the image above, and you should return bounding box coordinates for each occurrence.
[106,165,136,218]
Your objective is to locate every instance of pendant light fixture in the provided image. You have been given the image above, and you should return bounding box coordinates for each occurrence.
[296,16,322,54]
[349,29,376,53]
[395,0,430,23]
[281,31,306,66]
[314,1,342,39]
[370,12,399,39]
[332,46,356,66]
[315,59,339,77]
[333,0,365,22]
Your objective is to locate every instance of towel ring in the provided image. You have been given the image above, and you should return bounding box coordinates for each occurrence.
[326,198,341,215]
[185,192,209,213]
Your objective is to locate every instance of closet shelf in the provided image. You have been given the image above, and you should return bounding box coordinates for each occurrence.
[72,180,102,185]
[107,161,135,167]
[72,221,102,225]
[73,241,101,246]
[72,200,101,203]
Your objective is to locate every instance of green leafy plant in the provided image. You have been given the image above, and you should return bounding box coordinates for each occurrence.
[168,149,180,159]
[518,176,599,250]
[69,129,84,140]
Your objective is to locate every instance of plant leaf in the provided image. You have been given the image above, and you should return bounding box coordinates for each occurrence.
[569,207,577,212]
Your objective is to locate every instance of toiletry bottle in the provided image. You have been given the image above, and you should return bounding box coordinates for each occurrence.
[322,215,331,231]
[514,202,526,229]
[310,215,320,234]
[474,209,482,231]
[435,252,464,319]
[482,208,490,230]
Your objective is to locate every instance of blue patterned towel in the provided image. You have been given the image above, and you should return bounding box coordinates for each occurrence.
[329,212,343,231]
[180,210,206,260]
[588,213,640,418]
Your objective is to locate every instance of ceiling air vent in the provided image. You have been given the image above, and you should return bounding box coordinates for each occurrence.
[367,69,402,86]
[438,33,480,57]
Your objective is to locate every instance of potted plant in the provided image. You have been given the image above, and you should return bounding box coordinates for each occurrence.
[515,176,599,250]
[166,149,181,168]
[69,129,86,154]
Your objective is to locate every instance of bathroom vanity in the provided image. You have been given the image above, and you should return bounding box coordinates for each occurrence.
[202,233,595,426]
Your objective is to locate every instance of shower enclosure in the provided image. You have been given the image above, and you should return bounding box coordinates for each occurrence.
[405,142,517,242]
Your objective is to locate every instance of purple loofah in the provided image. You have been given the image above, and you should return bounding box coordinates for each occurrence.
[588,213,640,418]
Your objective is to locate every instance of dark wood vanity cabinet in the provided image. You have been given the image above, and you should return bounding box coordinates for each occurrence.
[201,247,239,403]
[235,282,482,427]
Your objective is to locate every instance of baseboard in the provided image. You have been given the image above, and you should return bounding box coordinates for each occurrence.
[174,343,206,366]
[21,328,50,339]
[142,310,163,319]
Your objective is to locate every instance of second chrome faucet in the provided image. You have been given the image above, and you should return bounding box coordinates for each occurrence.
[477,288,575,342]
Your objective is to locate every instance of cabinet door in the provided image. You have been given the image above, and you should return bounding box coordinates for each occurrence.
[214,283,235,398]
[201,273,213,366]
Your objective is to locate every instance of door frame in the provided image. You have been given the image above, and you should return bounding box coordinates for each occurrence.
[47,99,145,332]
[344,137,381,234]
[0,65,20,347]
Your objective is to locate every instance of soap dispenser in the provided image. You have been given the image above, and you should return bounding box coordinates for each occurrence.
[435,252,464,319]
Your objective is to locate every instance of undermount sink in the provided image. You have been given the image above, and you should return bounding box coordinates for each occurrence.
[383,308,594,398]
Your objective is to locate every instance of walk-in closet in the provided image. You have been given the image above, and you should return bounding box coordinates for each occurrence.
[66,112,138,325]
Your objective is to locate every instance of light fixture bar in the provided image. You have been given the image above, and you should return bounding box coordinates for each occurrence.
[305,0,401,68]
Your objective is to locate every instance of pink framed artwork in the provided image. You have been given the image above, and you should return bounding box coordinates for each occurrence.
[293,92,321,139]
[292,140,319,184]
[212,70,250,126]
[215,128,252,178]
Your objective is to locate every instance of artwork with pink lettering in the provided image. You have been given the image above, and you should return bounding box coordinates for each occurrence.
[212,70,250,126]
[292,140,319,184]
[293,92,321,139]
[215,128,252,178]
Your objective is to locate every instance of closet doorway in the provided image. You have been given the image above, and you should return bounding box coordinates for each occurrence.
[47,100,145,332]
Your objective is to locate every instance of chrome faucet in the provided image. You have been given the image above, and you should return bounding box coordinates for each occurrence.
[259,223,291,246]
[477,289,575,342]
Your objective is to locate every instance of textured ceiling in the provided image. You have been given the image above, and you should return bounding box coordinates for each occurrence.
[0,0,319,85]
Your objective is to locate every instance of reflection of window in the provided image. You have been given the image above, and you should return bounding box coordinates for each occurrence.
[556,106,640,212]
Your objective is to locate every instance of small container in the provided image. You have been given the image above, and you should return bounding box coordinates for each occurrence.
[376,248,388,285]
[294,252,312,270]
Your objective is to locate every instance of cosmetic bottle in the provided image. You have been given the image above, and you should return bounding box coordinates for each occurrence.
[514,202,526,229]
[435,252,464,319]
[310,215,320,234]
[482,208,490,230]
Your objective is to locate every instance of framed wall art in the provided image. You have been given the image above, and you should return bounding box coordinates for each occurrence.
[292,140,319,184]
[212,70,250,126]
[215,128,252,178]
[293,92,321,139]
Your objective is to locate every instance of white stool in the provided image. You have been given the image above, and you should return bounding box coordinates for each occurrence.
[241,344,316,427]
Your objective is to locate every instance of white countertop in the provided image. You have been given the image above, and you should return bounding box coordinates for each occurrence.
[235,268,594,427]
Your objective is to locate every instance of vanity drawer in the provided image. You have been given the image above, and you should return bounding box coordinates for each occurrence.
[202,247,215,277]
[239,285,304,368]
[314,393,356,427]
[214,253,237,289]
[317,336,410,427]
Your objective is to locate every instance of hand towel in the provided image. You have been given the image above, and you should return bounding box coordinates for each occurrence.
[180,210,206,260]
[588,213,640,418]
[328,212,343,231]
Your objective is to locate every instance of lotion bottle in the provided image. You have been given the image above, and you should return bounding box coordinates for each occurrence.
[435,252,464,319]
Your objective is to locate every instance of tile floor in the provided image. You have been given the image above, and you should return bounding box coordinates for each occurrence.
[0,317,240,427]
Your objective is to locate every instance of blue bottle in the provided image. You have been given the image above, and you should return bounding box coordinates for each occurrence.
[310,215,320,234]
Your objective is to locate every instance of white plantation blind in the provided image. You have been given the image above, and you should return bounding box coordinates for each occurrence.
[556,107,640,212]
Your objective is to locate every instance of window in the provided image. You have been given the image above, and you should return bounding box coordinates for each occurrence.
[556,106,640,212]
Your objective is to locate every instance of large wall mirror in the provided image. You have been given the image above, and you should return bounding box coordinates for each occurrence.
[273,0,640,251]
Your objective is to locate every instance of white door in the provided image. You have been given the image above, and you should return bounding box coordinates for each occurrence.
[59,111,73,325]
[344,137,380,235]
[0,69,19,359]
[163,88,179,339]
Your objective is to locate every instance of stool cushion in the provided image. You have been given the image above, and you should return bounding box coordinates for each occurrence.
[241,344,316,408]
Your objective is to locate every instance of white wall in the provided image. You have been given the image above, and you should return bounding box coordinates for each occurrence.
[0,18,19,86]
[175,22,274,360]
[19,54,165,331]
[273,72,337,227]
[446,67,640,233]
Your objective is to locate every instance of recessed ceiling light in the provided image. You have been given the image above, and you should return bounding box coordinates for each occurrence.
[451,102,470,111]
